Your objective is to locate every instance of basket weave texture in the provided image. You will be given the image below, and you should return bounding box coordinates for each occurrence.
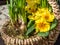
[1,0,60,45]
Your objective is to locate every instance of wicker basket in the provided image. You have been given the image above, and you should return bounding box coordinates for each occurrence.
[1,0,60,45]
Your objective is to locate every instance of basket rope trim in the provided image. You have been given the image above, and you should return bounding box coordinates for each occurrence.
[48,0,60,20]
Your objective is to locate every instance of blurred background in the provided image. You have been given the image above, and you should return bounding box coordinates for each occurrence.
[0,0,60,45]
[0,0,6,5]
[0,0,10,5]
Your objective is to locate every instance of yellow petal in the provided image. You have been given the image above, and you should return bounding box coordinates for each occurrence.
[35,20,50,32]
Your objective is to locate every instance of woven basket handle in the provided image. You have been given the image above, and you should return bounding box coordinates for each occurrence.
[48,0,60,20]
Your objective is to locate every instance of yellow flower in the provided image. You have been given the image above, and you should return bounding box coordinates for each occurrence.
[28,13,41,20]
[41,12,55,22]
[28,15,35,20]
[28,8,55,33]
[37,8,48,14]
[25,0,40,13]
[35,19,50,32]
[35,8,55,22]
[25,5,37,13]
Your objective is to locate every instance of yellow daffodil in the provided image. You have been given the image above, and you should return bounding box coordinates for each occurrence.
[35,19,50,32]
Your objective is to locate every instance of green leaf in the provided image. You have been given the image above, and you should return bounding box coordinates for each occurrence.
[8,0,27,24]
[48,3,53,13]
[50,19,58,30]
[41,0,48,8]
[26,24,35,36]
[48,6,52,13]
[27,20,34,28]
[37,32,49,37]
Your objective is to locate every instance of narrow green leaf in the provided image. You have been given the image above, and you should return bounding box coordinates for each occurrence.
[40,0,42,7]
[26,24,35,36]
[10,0,13,8]
[27,20,34,28]
[50,19,58,30]
[48,6,52,13]
[41,0,48,8]
[41,0,44,8]
[37,32,49,37]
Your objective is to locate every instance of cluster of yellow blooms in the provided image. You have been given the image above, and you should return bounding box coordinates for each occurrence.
[25,0,40,13]
[28,8,55,32]
[26,0,55,33]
